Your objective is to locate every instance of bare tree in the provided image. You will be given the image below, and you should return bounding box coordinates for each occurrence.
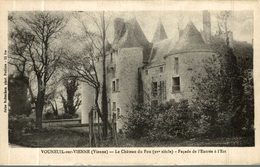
[9,12,66,128]
[61,37,103,121]
[70,11,111,138]
[216,11,232,46]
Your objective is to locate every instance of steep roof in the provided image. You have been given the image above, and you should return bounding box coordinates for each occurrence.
[168,21,211,55]
[152,20,168,43]
[148,37,178,66]
[112,17,151,62]
[112,18,149,48]
[147,21,214,67]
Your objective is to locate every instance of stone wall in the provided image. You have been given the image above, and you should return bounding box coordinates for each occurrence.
[80,47,144,130]
[165,51,218,102]
[142,63,167,104]
[142,51,219,104]
[110,47,144,130]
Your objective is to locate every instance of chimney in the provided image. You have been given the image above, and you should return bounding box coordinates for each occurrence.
[203,10,211,43]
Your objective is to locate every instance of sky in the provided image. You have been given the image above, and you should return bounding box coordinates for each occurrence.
[65,10,253,44]
[8,11,254,114]
[9,10,253,77]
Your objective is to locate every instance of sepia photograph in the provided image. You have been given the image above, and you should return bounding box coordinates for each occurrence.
[7,10,254,148]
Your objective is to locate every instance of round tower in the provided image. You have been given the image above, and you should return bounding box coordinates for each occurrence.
[164,21,218,102]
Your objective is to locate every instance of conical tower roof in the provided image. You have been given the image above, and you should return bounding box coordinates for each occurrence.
[112,18,150,48]
[152,20,168,43]
[112,17,151,62]
[168,21,210,55]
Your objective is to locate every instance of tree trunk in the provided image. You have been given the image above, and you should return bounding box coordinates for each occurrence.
[35,78,45,129]
[101,11,108,138]
[102,84,108,138]
[94,87,101,117]
[94,86,112,134]
[35,90,45,129]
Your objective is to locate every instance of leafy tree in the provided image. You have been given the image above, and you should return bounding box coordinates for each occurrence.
[60,77,81,116]
[231,69,254,136]
[191,47,253,137]
[8,73,31,116]
[190,56,235,137]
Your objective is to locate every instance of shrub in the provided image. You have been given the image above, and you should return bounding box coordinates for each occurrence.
[56,113,79,119]
[123,99,194,141]
[9,114,35,142]
[123,103,154,139]
[44,112,54,120]
[9,114,35,132]
[150,100,193,140]
[43,111,79,120]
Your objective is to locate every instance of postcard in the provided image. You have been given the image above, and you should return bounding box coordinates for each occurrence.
[0,0,259,165]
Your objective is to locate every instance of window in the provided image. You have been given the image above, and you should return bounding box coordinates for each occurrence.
[110,53,113,63]
[94,110,97,119]
[160,66,164,73]
[112,79,119,92]
[159,80,166,100]
[112,102,116,111]
[108,98,111,114]
[116,79,119,91]
[152,82,158,97]
[117,108,120,119]
[112,81,116,92]
[174,57,179,74]
[172,77,180,92]
[111,67,116,78]
[145,70,148,75]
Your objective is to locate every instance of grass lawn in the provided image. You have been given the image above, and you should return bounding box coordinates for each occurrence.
[9,128,254,147]
[9,128,90,147]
